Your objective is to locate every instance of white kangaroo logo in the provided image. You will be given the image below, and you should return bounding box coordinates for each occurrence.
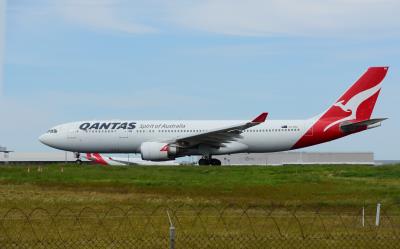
[323,83,382,132]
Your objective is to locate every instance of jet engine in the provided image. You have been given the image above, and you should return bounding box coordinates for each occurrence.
[140,142,178,161]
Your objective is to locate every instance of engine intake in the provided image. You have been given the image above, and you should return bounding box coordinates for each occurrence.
[140,142,178,161]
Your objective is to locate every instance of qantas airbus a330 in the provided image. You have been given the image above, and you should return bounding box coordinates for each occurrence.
[39,67,388,165]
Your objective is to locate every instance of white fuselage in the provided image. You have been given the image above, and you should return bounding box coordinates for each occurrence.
[39,119,315,156]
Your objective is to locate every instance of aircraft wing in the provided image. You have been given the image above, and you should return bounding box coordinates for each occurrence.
[0,147,13,153]
[107,157,133,165]
[168,112,268,148]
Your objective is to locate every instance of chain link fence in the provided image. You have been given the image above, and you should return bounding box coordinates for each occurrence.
[0,204,399,248]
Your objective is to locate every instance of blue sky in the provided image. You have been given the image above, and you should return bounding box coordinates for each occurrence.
[1,0,399,159]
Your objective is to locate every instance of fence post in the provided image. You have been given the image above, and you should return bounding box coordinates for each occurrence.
[362,206,365,227]
[375,203,381,227]
[167,211,175,249]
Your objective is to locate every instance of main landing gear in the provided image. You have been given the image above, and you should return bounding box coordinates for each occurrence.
[198,156,221,166]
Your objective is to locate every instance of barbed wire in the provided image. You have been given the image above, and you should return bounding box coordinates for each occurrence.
[0,204,399,248]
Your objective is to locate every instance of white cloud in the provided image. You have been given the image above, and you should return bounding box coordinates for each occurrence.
[166,0,400,37]
[0,0,6,95]
[7,0,400,37]
[8,0,157,34]
[56,0,157,34]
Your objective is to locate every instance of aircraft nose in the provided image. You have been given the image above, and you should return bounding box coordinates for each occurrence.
[39,133,48,145]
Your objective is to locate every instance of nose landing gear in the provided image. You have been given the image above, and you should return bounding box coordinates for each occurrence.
[74,152,82,164]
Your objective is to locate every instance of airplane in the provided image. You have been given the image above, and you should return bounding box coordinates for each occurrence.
[0,146,13,153]
[84,153,180,166]
[0,146,13,161]
[84,153,125,166]
[39,67,388,166]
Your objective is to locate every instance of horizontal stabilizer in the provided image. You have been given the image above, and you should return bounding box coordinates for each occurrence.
[340,118,387,133]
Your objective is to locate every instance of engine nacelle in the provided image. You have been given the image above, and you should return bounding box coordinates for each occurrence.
[140,142,178,161]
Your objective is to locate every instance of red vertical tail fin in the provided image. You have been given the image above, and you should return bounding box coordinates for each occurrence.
[292,67,388,149]
[85,153,109,165]
[321,67,388,132]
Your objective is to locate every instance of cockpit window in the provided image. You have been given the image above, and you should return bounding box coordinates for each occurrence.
[47,129,58,134]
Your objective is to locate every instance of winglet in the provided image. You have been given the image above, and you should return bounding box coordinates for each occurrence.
[251,112,268,123]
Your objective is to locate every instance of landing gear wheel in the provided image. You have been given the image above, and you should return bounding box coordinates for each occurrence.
[198,158,221,166]
[198,159,208,166]
[210,159,221,166]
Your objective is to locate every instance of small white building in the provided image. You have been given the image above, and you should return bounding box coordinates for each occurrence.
[0,152,76,164]
[214,152,374,165]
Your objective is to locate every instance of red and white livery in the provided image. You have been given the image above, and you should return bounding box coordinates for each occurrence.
[39,67,388,165]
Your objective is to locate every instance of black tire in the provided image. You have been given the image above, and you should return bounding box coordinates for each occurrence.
[198,159,209,166]
[211,159,221,166]
[76,159,82,164]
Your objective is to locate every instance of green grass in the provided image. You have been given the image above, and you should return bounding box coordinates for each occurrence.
[1,164,400,249]
[0,164,399,210]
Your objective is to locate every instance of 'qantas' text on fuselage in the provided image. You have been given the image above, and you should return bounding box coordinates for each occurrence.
[79,122,136,130]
